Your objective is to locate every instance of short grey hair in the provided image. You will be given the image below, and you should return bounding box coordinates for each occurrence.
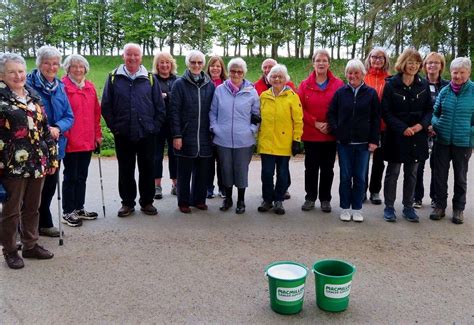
[345,59,366,75]
[185,50,206,68]
[36,45,62,67]
[0,52,26,74]
[227,57,247,74]
[450,57,471,72]
[312,49,331,63]
[365,47,390,71]
[261,58,277,70]
[123,43,142,56]
[267,64,290,82]
[62,54,90,74]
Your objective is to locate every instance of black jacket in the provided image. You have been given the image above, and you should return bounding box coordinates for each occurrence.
[382,73,433,163]
[327,83,380,145]
[169,70,215,157]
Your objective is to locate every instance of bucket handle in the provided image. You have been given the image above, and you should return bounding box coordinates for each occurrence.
[265,265,309,278]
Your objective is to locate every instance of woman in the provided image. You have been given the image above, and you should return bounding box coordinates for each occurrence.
[26,45,75,234]
[381,48,432,223]
[209,58,260,214]
[430,57,473,224]
[0,53,57,269]
[257,64,303,215]
[364,47,390,205]
[298,49,344,213]
[61,54,101,221]
[169,50,215,213]
[413,52,449,209]
[205,55,227,199]
[328,59,381,222]
[152,52,178,198]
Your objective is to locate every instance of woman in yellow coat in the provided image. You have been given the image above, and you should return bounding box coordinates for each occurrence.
[257,64,303,215]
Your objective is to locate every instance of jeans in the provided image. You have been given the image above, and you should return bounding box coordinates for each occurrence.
[62,151,92,214]
[432,143,471,211]
[261,154,290,202]
[154,124,177,180]
[337,143,370,210]
[114,134,155,207]
[176,156,211,207]
[384,161,418,208]
[303,141,336,202]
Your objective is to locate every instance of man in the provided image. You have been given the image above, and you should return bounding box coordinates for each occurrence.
[102,43,165,217]
[254,58,296,200]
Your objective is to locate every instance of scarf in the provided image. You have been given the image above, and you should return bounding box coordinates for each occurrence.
[68,75,85,89]
[225,79,241,96]
[36,69,59,93]
[450,81,463,94]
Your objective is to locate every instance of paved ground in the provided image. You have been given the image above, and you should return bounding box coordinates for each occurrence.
[1,155,473,324]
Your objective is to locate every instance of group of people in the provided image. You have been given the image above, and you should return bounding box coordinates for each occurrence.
[0,43,472,270]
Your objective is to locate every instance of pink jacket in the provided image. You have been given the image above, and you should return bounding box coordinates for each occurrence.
[298,70,343,142]
[62,76,102,152]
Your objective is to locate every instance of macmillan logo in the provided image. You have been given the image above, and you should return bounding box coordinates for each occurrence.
[324,281,352,299]
[276,284,305,302]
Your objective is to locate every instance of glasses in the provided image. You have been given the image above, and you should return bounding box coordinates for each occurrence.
[370,55,385,61]
[426,61,441,66]
[270,75,284,80]
[190,61,203,66]
[406,61,421,66]
[230,70,244,76]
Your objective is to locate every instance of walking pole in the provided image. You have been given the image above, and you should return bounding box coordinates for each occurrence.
[56,163,63,246]
[96,145,106,218]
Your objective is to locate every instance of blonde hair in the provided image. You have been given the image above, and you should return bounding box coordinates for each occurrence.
[206,55,227,80]
[422,52,446,76]
[394,48,423,74]
[365,47,390,72]
[152,52,177,75]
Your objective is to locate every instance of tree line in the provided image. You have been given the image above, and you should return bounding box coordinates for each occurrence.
[0,0,473,60]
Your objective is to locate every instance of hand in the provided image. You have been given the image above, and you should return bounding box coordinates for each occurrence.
[427,125,436,137]
[46,167,57,175]
[403,127,415,137]
[173,138,182,150]
[94,143,101,154]
[161,92,167,99]
[368,143,378,152]
[49,126,60,140]
[319,122,330,134]
[410,123,423,133]
[291,141,301,156]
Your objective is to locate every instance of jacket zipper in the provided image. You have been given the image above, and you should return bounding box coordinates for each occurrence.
[197,84,201,154]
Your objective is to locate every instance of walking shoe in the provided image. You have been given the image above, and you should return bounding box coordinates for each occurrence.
[39,227,62,237]
[218,190,226,198]
[369,193,382,205]
[413,200,422,209]
[179,205,191,214]
[154,186,163,199]
[430,200,436,208]
[339,209,352,222]
[283,191,291,200]
[235,200,245,214]
[402,207,419,223]
[22,244,54,259]
[3,249,24,269]
[171,185,177,196]
[194,203,208,210]
[429,208,445,221]
[452,210,464,224]
[61,212,83,227]
[75,209,98,220]
[273,201,285,215]
[140,204,158,215]
[301,200,315,211]
[321,201,332,213]
[258,201,273,212]
[206,190,215,199]
[117,205,135,217]
[352,211,364,222]
[383,207,397,222]
[220,198,233,211]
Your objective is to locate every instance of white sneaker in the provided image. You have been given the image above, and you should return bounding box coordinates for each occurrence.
[352,210,364,222]
[339,209,352,222]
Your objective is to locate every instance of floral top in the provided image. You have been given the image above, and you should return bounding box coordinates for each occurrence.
[0,81,58,178]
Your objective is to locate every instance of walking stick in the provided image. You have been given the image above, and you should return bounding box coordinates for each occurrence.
[95,145,106,218]
[56,163,63,246]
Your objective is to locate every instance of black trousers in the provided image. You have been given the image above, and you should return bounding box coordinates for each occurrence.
[303,141,336,202]
[367,132,385,194]
[38,161,60,229]
[62,151,92,214]
[177,156,211,207]
[114,134,155,208]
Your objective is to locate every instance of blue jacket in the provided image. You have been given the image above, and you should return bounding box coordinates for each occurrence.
[169,70,215,158]
[209,80,260,148]
[26,70,74,160]
[327,83,380,145]
[432,80,474,148]
[101,65,166,142]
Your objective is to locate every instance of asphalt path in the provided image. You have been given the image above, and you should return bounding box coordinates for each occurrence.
[1,155,473,324]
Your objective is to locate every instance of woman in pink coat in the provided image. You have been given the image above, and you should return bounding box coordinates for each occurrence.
[61,54,102,224]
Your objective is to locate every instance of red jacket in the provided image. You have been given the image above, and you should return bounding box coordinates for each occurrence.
[364,68,389,131]
[298,70,344,142]
[254,77,296,96]
[62,76,102,152]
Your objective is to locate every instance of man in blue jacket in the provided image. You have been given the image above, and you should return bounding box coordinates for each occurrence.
[102,43,166,217]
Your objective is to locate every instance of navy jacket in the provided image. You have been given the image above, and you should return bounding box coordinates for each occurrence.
[169,70,215,158]
[327,83,380,145]
[101,65,165,142]
[382,73,433,163]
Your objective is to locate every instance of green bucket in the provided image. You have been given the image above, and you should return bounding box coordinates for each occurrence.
[312,259,356,312]
[265,261,308,315]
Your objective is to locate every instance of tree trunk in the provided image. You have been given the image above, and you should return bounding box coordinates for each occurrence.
[457,0,469,56]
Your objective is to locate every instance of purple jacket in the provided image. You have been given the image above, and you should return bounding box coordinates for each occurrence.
[209,79,260,148]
